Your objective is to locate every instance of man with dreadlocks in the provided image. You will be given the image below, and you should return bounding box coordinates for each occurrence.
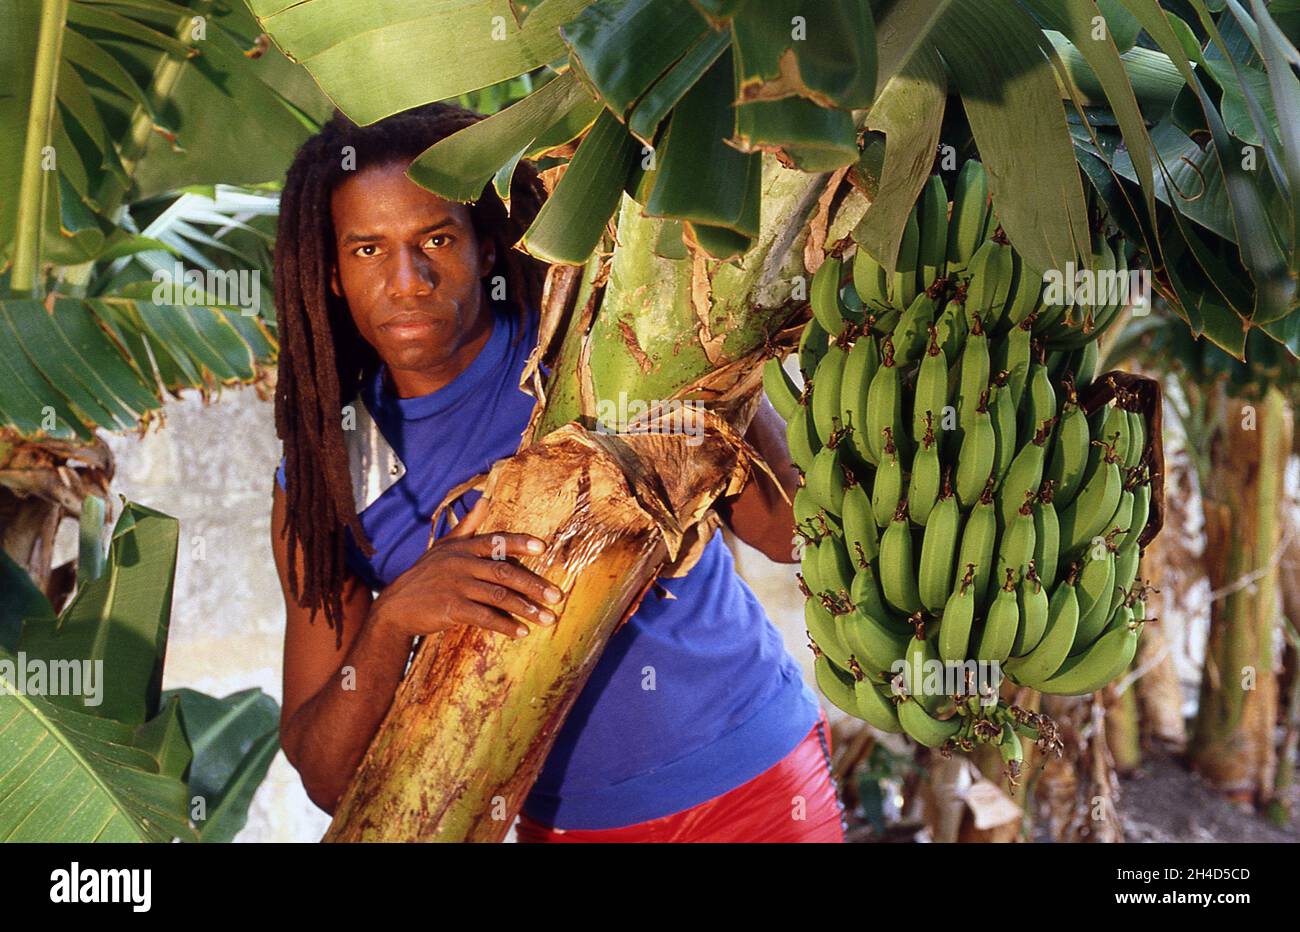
[271,101,845,843]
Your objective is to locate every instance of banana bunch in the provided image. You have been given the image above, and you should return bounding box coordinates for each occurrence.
[772,161,1159,763]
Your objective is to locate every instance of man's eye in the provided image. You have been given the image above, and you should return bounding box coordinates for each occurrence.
[353,244,380,257]
[424,234,451,249]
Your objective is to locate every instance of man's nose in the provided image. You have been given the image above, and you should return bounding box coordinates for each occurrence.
[387,246,436,299]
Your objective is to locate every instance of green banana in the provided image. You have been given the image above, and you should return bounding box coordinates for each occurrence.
[1004,250,1043,329]
[918,173,949,291]
[989,373,1018,483]
[995,318,1033,408]
[918,479,962,613]
[998,720,1026,781]
[1018,362,1057,449]
[841,278,865,322]
[1124,408,1146,470]
[851,564,911,635]
[956,389,995,508]
[939,564,978,664]
[880,502,923,616]
[976,569,1021,664]
[806,443,848,517]
[953,479,999,611]
[1004,574,1080,685]
[1112,542,1140,619]
[842,606,911,680]
[855,677,904,733]
[818,532,857,598]
[785,402,821,474]
[902,625,949,714]
[872,427,904,528]
[996,492,1038,585]
[1094,402,1132,472]
[1072,545,1117,652]
[838,332,880,456]
[799,538,825,596]
[810,342,848,445]
[1057,436,1123,558]
[1012,565,1049,656]
[1045,382,1090,509]
[1032,481,1061,589]
[1118,474,1151,553]
[898,695,963,748]
[963,238,1014,331]
[894,206,922,309]
[1037,618,1140,696]
[811,253,849,337]
[946,159,991,274]
[907,419,942,527]
[891,291,938,368]
[899,696,961,748]
[1075,339,1099,389]
[912,328,950,446]
[813,652,862,717]
[841,479,879,568]
[996,420,1051,527]
[798,317,829,378]
[793,486,827,540]
[806,596,852,668]
[1102,485,1136,554]
[763,357,802,422]
[952,313,990,453]
[853,245,893,313]
[934,298,967,364]
[863,337,904,466]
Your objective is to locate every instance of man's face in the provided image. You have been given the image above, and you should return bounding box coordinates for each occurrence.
[330,160,495,372]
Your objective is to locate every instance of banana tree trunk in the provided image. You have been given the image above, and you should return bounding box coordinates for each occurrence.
[325,155,840,841]
[1035,694,1125,842]
[1129,527,1186,749]
[1190,389,1293,805]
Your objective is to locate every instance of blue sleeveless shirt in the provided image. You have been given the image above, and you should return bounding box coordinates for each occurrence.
[277,300,819,829]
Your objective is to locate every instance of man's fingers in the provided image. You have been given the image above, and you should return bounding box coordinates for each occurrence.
[457,602,531,639]
[466,579,557,626]
[445,496,488,540]
[469,555,563,610]
[456,531,548,560]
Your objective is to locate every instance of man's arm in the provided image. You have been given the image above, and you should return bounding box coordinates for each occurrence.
[273,484,559,814]
[717,394,802,563]
[273,482,418,813]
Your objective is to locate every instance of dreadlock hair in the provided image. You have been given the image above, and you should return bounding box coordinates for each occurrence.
[273,101,549,645]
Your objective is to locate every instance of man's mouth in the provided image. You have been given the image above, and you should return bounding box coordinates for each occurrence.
[378,311,443,338]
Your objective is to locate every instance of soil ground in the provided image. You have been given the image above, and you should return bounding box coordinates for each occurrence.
[1115,747,1299,843]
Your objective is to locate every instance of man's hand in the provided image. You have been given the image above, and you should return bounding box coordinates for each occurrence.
[372,496,564,641]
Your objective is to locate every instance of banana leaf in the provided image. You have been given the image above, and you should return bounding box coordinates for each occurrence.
[164,688,280,843]
[0,677,196,842]
[1,0,329,288]
[0,295,275,441]
[19,502,178,726]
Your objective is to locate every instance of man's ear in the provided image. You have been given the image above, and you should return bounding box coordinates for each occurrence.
[479,240,496,278]
[329,263,343,298]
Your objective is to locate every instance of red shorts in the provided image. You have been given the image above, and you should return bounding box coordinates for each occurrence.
[515,708,846,843]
